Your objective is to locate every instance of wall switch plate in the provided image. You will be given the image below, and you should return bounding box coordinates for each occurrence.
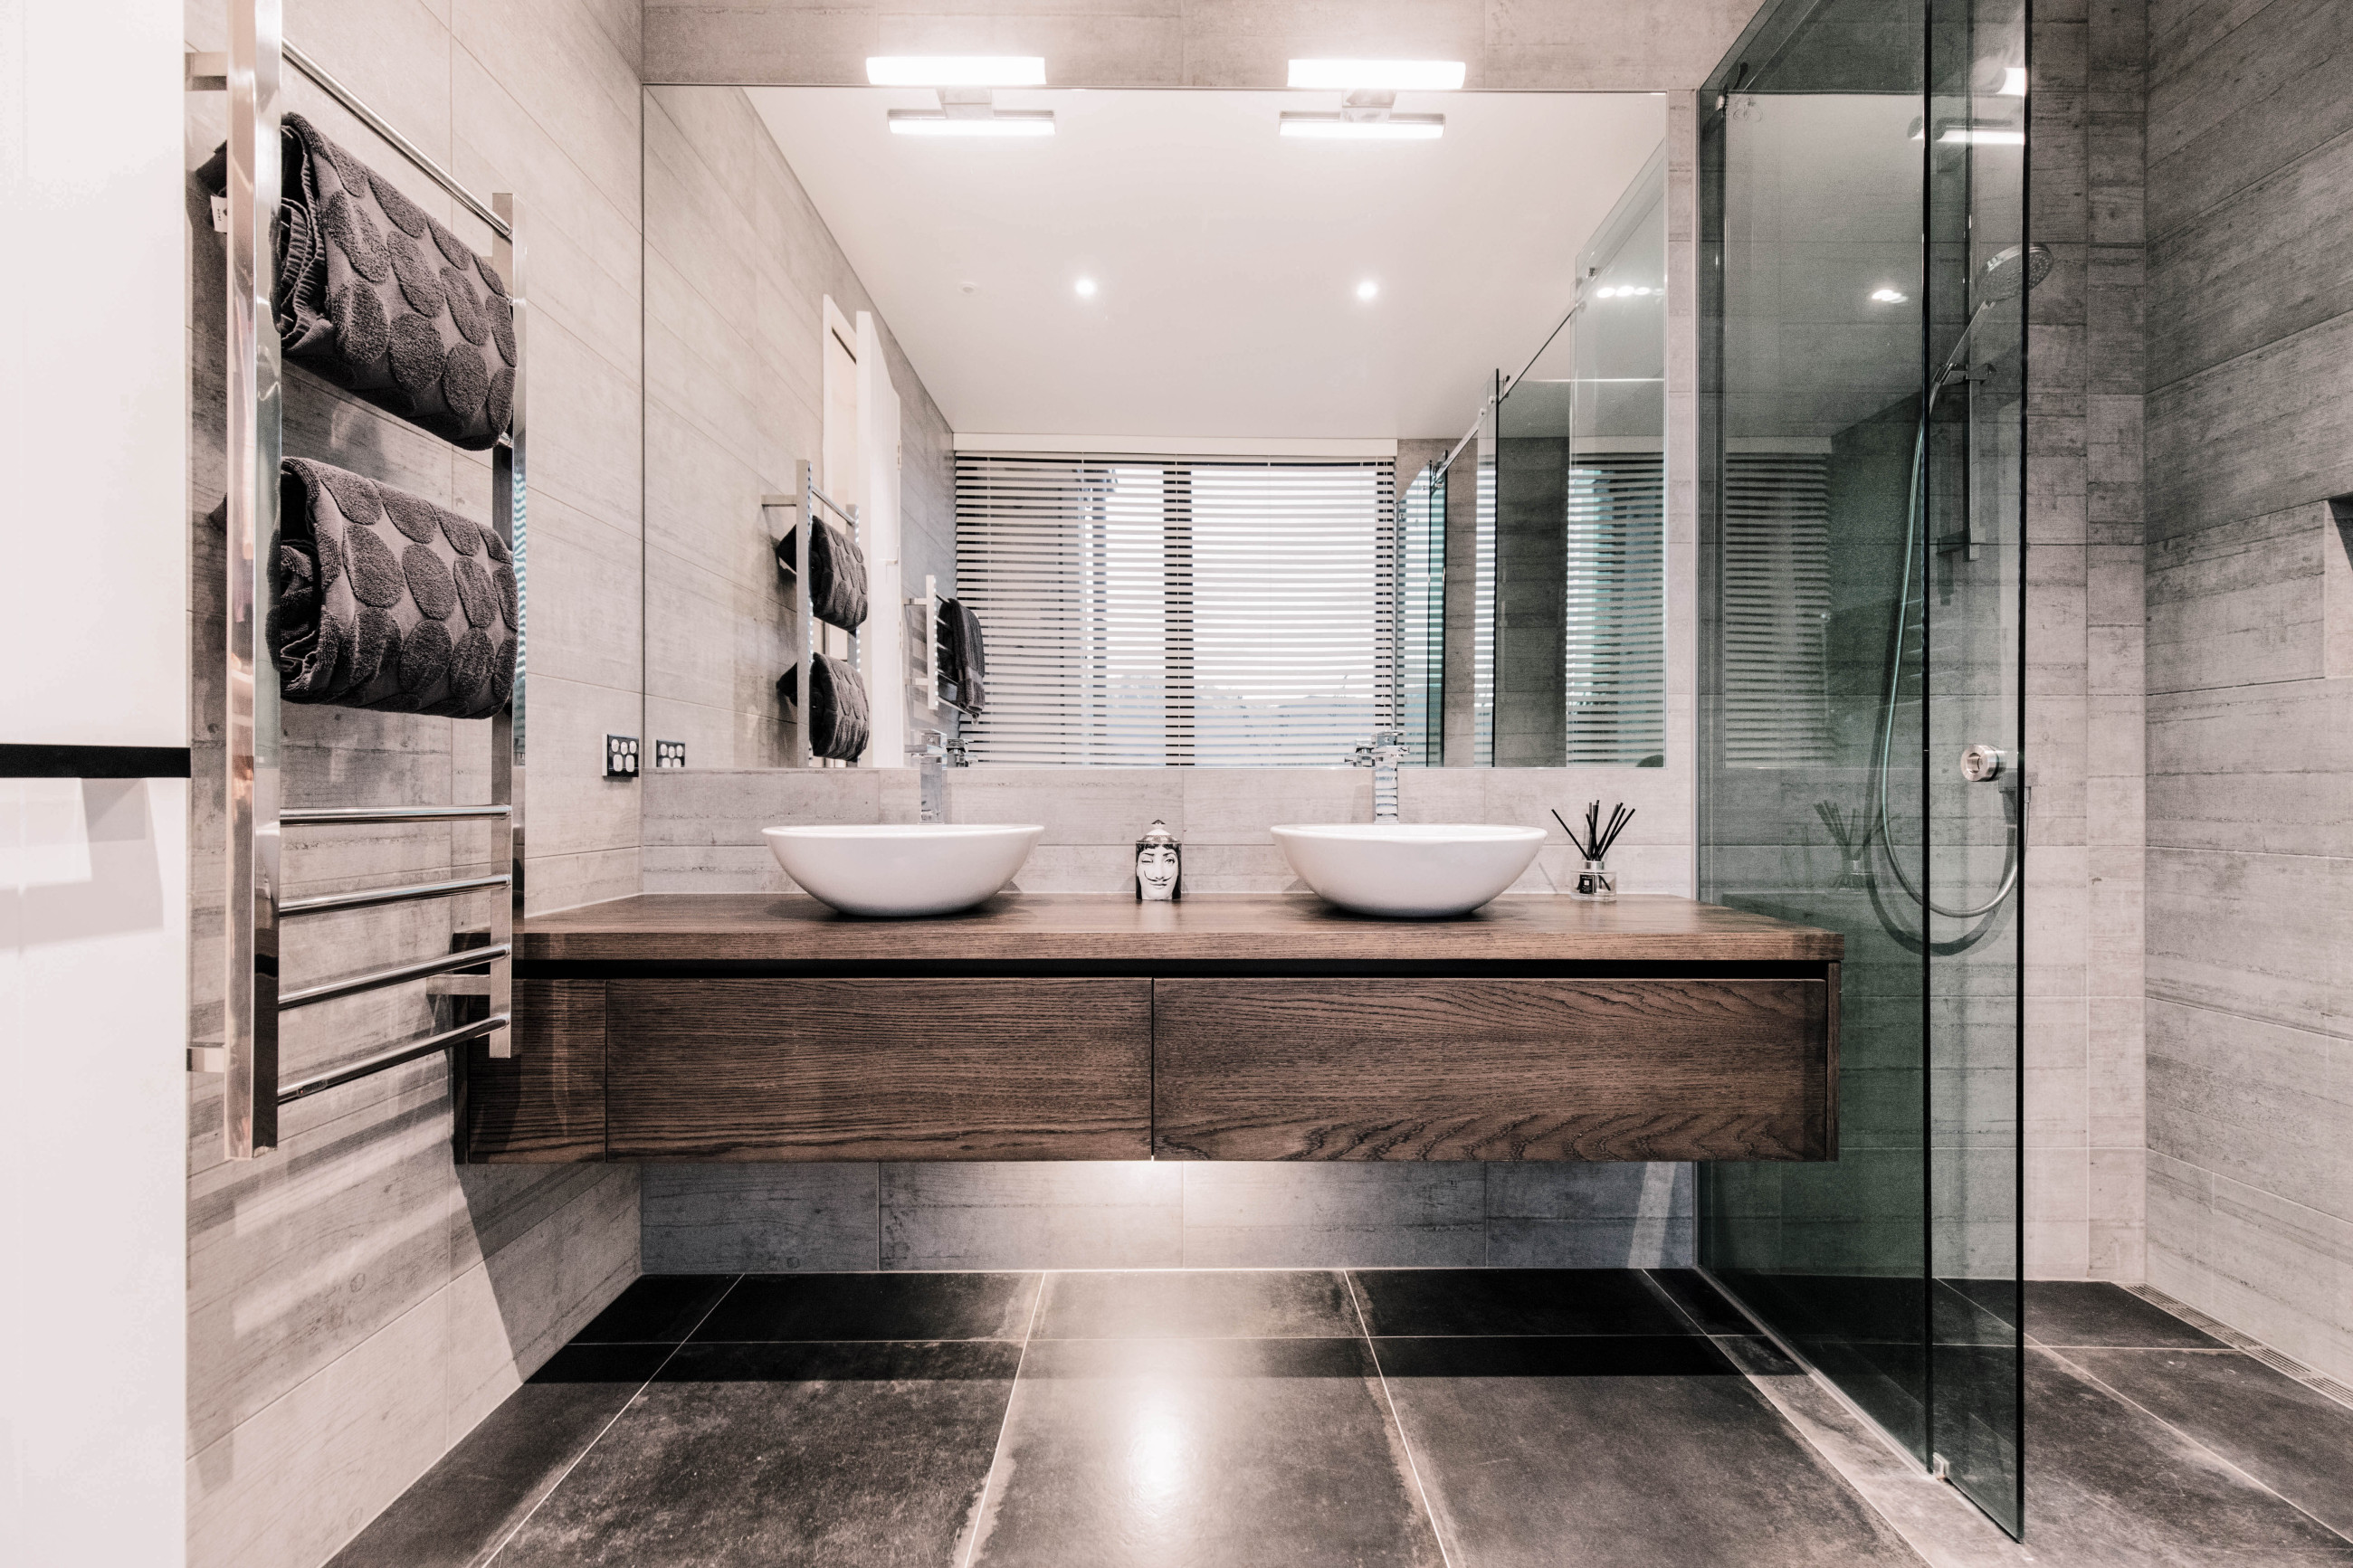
[605,735,641,778]
[653,740,687,769]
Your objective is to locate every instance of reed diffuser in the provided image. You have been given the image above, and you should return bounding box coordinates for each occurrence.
[1553,801,1635,901]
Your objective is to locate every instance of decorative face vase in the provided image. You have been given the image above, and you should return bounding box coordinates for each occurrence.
[1135,823,1181,901]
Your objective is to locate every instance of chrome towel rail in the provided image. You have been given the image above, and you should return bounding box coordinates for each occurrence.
[189,0,527,1160]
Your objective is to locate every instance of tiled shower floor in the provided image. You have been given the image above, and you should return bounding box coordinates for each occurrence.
[327,1269,2353,1568]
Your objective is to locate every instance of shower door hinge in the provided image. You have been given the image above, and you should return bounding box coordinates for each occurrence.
[210,194,229,233]
[1931,1453,1952,1482]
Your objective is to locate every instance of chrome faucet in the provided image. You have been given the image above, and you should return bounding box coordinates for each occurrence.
[1349,729,1405,822]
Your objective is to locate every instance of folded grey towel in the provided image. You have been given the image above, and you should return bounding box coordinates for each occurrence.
[938,597,986,714]
[775,518,869,630]
[271,458,517,717]
[203,113,515,450]
[776,653,870,761]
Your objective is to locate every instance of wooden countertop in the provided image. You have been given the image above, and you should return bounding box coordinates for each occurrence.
[520,892,1842,965]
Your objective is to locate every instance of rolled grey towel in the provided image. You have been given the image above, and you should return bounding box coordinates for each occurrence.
[938,597,986,714]
[271,458,517,717]
[776,653,870,761]
[774,518,869,630]
[202,113,515,450]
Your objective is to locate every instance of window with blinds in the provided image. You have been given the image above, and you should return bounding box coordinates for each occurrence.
[1720,452,1834,767]
[1563,454,1666,764]
[954,453,1398,765]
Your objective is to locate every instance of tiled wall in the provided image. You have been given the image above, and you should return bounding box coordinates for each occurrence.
[642,84,955,768]
[2141,0,2353,1383]
[643,1163,1696,1273]
[2020,0,2150,1281]
[181,5,645,1566]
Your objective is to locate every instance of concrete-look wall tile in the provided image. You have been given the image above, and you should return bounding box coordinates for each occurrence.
[1181,1163,1486,1268]
[949,767,1184,845]
[2196,1173,2353,1386]
[643,1164,880,1272]
[2145,0,2353,242]
[1483,1163,1693,1267]
[187,1287,451,1568]
[2025,1146,2092,1279]
[2145,848,2345,1035]
[2089,1148,2148,1282]
[2146,1149,2214,1303]
[1181,767,1367,844]
[881,1163,1183,1269]
[2147,1000,2348,1221]
[2145,310,2353,543]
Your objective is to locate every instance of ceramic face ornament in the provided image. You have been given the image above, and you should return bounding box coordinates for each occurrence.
[1135,820,1182,901]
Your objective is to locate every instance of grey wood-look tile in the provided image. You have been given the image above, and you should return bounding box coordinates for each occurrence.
[641,1163,881,1272]
[966,1335,1445,1568]
[1181,1164,1485,1269]
[1034,1269,1358,1340]
[882,1163,1185,1270]
[2147,0,2353,242]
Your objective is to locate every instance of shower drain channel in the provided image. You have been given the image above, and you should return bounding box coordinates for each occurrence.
[2123,1284,2353,1411]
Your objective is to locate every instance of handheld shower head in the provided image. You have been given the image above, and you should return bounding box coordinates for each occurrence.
[1977,242,2053,303]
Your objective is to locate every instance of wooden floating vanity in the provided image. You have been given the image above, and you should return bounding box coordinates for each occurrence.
[466,893,1842,1166]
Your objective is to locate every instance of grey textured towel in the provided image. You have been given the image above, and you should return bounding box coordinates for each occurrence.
[272,458,517,717]
[938,597,986,714]
[775,518,869,630]
[203,113,515,450]
[777,653,870,761]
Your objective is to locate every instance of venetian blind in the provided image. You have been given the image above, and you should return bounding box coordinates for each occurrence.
[954,453,1398,765]
[1720,452,1834,766]
[1563,455,1667,764]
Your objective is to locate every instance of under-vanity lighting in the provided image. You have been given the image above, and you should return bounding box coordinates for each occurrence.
[888,110,1055,137]
[1074,277,1099,299]
[1872,287,1909,303]
[1287,58,1466,90]
[1940,126,2025,146]
[866,55,1046,86]
[2001,66,2029,96]
[1356,279,1379,300]
[1280,113,1443,140]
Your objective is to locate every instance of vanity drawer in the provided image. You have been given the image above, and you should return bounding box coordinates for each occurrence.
[1151,976,1834,1163]
[605,977,1153,1160]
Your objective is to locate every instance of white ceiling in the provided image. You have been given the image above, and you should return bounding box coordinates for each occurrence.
[744,88,1666,442]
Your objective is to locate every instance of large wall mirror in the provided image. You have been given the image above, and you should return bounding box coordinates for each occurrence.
[641,83,1666,771]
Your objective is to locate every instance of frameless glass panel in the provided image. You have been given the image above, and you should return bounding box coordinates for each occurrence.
[1698,0,2026,1538]
[1400,464,1446,765]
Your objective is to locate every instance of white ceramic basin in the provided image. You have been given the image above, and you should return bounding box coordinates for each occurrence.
[1271,822,1548,918]
[763,823,1043,917]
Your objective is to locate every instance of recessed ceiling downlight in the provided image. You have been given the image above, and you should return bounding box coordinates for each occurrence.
[1357,280,1379,301]
[1287,59,1465,90]
[865,55,1046,86]
[1074,278,1098,299]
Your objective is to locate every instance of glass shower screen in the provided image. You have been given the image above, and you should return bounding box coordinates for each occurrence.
[1696,0,2029,1537]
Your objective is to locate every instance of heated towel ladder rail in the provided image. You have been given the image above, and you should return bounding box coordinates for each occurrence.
[186,3,528,1161]
[764,461,862,767]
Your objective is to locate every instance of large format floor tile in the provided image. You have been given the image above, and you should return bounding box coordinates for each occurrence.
[327,1345,668,1568]
[2022,1283,2228,1350]
[1033,1269,1358,1340]
[690,1270,1041,1342]
[1348,1267,1692,1337]
[1374,1335,1928,1568]
[493,1339,1023,1568]
[570,1274,739,1344]
[2058,1346,2353,1541]
[966,1335,1446,1568]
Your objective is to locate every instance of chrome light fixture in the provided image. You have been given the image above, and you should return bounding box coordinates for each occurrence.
[866,55,1046,86]
[889,83,1055,137]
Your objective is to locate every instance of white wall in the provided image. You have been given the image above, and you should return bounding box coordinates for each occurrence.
[0,1,191,1564]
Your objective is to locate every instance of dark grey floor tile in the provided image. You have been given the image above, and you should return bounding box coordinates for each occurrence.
[967,1336,1444,1568]
[569,1275,738,1345]
[326,1345,666,1568]
[689,1270,1039,1343]
[1646,1269,1758,1335]
[1349,1268,1691,1338]
[492,1339,1022,1568]
[1373,1335,1925,1567]
[2024,1283,2226,1349]
[2062,1347,2353,1541]
[1034,1269,1357,1340]
[2023,1349,2353,1565]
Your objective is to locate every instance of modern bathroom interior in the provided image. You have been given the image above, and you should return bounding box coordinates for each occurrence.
[8,0,2352,1563]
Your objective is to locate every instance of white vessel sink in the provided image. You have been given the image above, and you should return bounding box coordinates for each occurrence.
[1271,822,1548,918]
[763,823,1043,917]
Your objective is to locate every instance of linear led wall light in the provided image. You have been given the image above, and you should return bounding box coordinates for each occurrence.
[890,109,1055,136]
[1280,112,1443,140]
[1287,58,1465,90]
[867,55,1046,86]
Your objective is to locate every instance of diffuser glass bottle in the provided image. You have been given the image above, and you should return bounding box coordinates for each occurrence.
[1555,801,1634,903]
